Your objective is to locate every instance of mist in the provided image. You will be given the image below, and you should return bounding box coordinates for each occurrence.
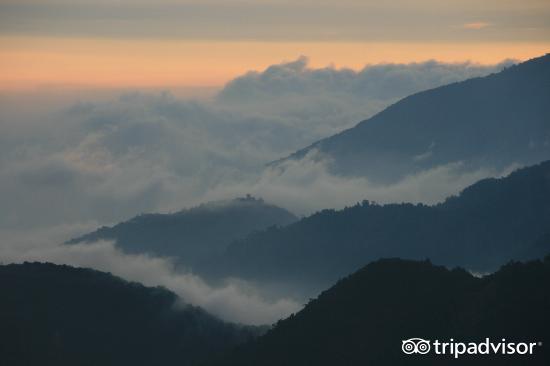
[0,58,513,228]
[0,57,516,324]
[0,227,301,325]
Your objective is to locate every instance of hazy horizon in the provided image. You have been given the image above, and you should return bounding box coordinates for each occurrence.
[2,0,550,89]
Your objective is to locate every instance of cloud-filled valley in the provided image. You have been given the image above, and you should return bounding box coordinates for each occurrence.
[0,57,519,324]
[0,230,301,325]
[0,58,512,228]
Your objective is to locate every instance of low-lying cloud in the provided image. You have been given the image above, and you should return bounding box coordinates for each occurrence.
[0,58,519,322]
[0,228,301,325]
[0,58,514,229]
[202,150,517,215]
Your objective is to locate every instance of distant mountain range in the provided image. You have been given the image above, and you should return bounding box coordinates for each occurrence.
[67,55,550,295]
[0,262,262,366]
[199,160,550,291]
[70,161,550,295]
[273,54,550,183]
[205,256,550,366]
[68,196,297,267]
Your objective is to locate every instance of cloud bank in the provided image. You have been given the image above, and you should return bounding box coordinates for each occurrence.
[0,229,300,325]
[219,56,512,102]
[202,149,517,216]
[0,58,513,229]
[0,58,517,323]
[0,58,510,227]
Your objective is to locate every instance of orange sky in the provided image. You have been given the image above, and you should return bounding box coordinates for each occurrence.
[1,36,549,90]
[2,0,549,91]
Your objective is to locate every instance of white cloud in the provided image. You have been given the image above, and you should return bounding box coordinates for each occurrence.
[0,58,512,230]
[0,58,520,323]
[0,230,301,325]
[201,149,515,216]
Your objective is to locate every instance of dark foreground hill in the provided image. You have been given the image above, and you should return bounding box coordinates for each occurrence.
[0,262,261,366]
[68,196,296,266]
[206,256,550,366]
[275,54,550,182]
[201,160,550,290]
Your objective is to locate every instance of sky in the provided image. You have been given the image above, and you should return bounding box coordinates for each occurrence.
[1,0,549,89]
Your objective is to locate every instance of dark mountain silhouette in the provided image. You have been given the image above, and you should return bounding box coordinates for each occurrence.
[0,262,262,366]
[68,196,296,266]
[521,231,550,261]
[200,161,550,291]
[205,256,550,366]
[274,54,550,183]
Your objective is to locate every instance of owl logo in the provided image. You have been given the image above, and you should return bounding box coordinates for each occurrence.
[402,338,431,354]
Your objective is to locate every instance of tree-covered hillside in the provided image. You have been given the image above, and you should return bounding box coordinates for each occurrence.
[0,262,262,366]
[206,256,550,366]
[276,54,550,182]
[201,161,550,290]
[68,196,297,266]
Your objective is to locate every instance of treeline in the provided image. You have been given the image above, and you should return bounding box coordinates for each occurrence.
[198,160,550,291]
[0,262,262,366]
[205,256,550,366]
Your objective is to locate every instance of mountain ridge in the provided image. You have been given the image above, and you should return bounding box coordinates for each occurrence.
[273,53,550,182]
[205,256,550,366]
[0,261,262,366]
[198,160,550,291]
[68,196,297,267]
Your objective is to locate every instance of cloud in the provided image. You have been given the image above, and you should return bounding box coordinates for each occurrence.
[219,56,512,102]
[0,228,301,325]
[217,57,513,137]
[463,22,491,30]
[0,58,514,230]
[200,149,517,216]
[0,58,521,321]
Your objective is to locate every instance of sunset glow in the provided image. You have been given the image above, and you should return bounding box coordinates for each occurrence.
[2,37,549,90]
[2,0,549,90]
